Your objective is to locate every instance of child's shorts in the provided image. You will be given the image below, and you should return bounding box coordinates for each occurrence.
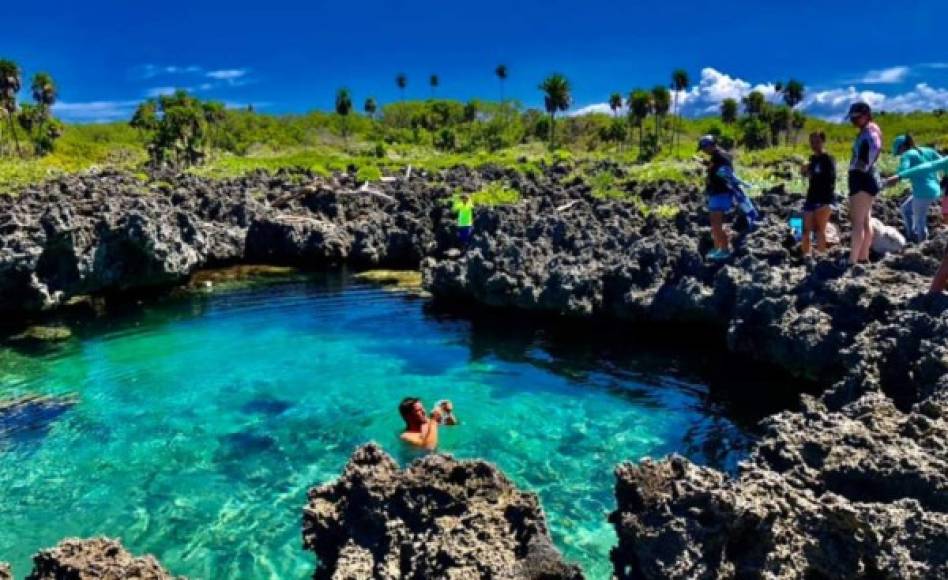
[707,193,734,212]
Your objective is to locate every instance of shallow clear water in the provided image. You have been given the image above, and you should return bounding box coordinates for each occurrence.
[0,273,768,579]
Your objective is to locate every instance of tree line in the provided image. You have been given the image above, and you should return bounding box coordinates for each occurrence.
[333,67,808,159]
[0,59,64,158]
[0,56,814,168]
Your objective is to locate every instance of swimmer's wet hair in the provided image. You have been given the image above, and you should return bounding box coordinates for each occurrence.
[399,397,420,421]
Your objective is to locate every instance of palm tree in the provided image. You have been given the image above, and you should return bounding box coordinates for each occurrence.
[651,85,671,145]
[671,69,689,153]
[627,89,652,149]
[765,105,790,147]
[0,59,22,157]
[495,64,508,102]
[363,97,377,119]
[608,92,623,117]
[335,87,353,146]
[791,110,806,144]
[429,74,439,98]
[780,79,805,145]
[742,90,766,116]
[395,73,407,101]
[539,73,571,148]
[720,98,738,124]
[31,72,57,114]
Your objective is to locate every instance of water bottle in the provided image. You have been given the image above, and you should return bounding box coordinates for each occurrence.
[788,214,803,241]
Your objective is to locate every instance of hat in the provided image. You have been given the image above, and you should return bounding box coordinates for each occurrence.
[891,134,910,155]
[844,102,872,121]
[697,135,716,151]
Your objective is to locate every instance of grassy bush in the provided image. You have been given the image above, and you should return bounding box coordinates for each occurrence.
[1,100,945,197]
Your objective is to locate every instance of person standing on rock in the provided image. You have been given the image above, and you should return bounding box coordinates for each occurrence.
[452,192,475,247]
[800,131,837,256]
[942,176,948,225]
[884,134,944,243]
[698,135,738,261]
[845,102,883,266]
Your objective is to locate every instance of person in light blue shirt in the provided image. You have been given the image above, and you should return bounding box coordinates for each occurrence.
[885,134,944,242]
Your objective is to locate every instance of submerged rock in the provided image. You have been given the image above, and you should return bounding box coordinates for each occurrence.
[24,537,180,579]
[302,443,583,579]
[353,269,426,295]
[0,394,76,444]
[9,325,73,343]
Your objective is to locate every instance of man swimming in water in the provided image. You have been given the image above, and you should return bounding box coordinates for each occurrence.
[398,397,457,450]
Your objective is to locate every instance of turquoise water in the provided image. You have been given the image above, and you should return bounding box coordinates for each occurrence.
[0,273,766,579]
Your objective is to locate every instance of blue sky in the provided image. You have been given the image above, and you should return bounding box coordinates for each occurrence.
[4,0,947,122]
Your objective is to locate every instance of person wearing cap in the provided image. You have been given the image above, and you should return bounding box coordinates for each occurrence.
[697,134,735,260]
[844,102,883,266]
[884,134,943,243]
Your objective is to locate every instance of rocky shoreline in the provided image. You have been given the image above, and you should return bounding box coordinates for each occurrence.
[1,537,179,579]
[2,165,947,577]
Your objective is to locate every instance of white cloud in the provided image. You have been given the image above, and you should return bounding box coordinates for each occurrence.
[676,67,779,116]
[223,101,271,110]
[569,103,616,116]
[804,86,887,118]
[859,66,910,84]
[145,86,186,97]
[136,64,202,79]
[572,67,948,123]
[53,100,140,123]
[877,83,948,112]
[206,69,248,81]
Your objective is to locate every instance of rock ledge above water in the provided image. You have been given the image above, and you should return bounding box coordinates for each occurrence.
[302,442,584,579]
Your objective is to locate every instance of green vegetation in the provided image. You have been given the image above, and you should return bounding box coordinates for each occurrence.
[1,59,946,205]
[540,74,572,147]
[468,181,520,206]
[1,60,65,159]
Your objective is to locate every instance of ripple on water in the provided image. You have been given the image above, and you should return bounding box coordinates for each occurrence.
[0,275,760,579]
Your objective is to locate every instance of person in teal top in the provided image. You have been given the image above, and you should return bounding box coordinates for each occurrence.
[885,134,944,242]
[452,193,474,246]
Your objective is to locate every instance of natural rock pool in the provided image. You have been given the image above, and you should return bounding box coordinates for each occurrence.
[0,272,787,578]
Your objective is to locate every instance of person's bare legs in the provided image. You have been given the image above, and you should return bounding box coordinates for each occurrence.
[710,211,728,251]
[849,192,873,264]
[858,197,875,262]
[814,206,832,254]
[802,212,814,255]
[931,253,948,294]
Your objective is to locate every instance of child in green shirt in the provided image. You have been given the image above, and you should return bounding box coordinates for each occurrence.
[452,193,474,246]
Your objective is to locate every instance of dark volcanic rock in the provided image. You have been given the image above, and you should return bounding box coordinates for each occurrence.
[25,537,180,579]
[302,443,583,579]
[610,453,948,579]
[421,182,948,577]
[0,169,454,317]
